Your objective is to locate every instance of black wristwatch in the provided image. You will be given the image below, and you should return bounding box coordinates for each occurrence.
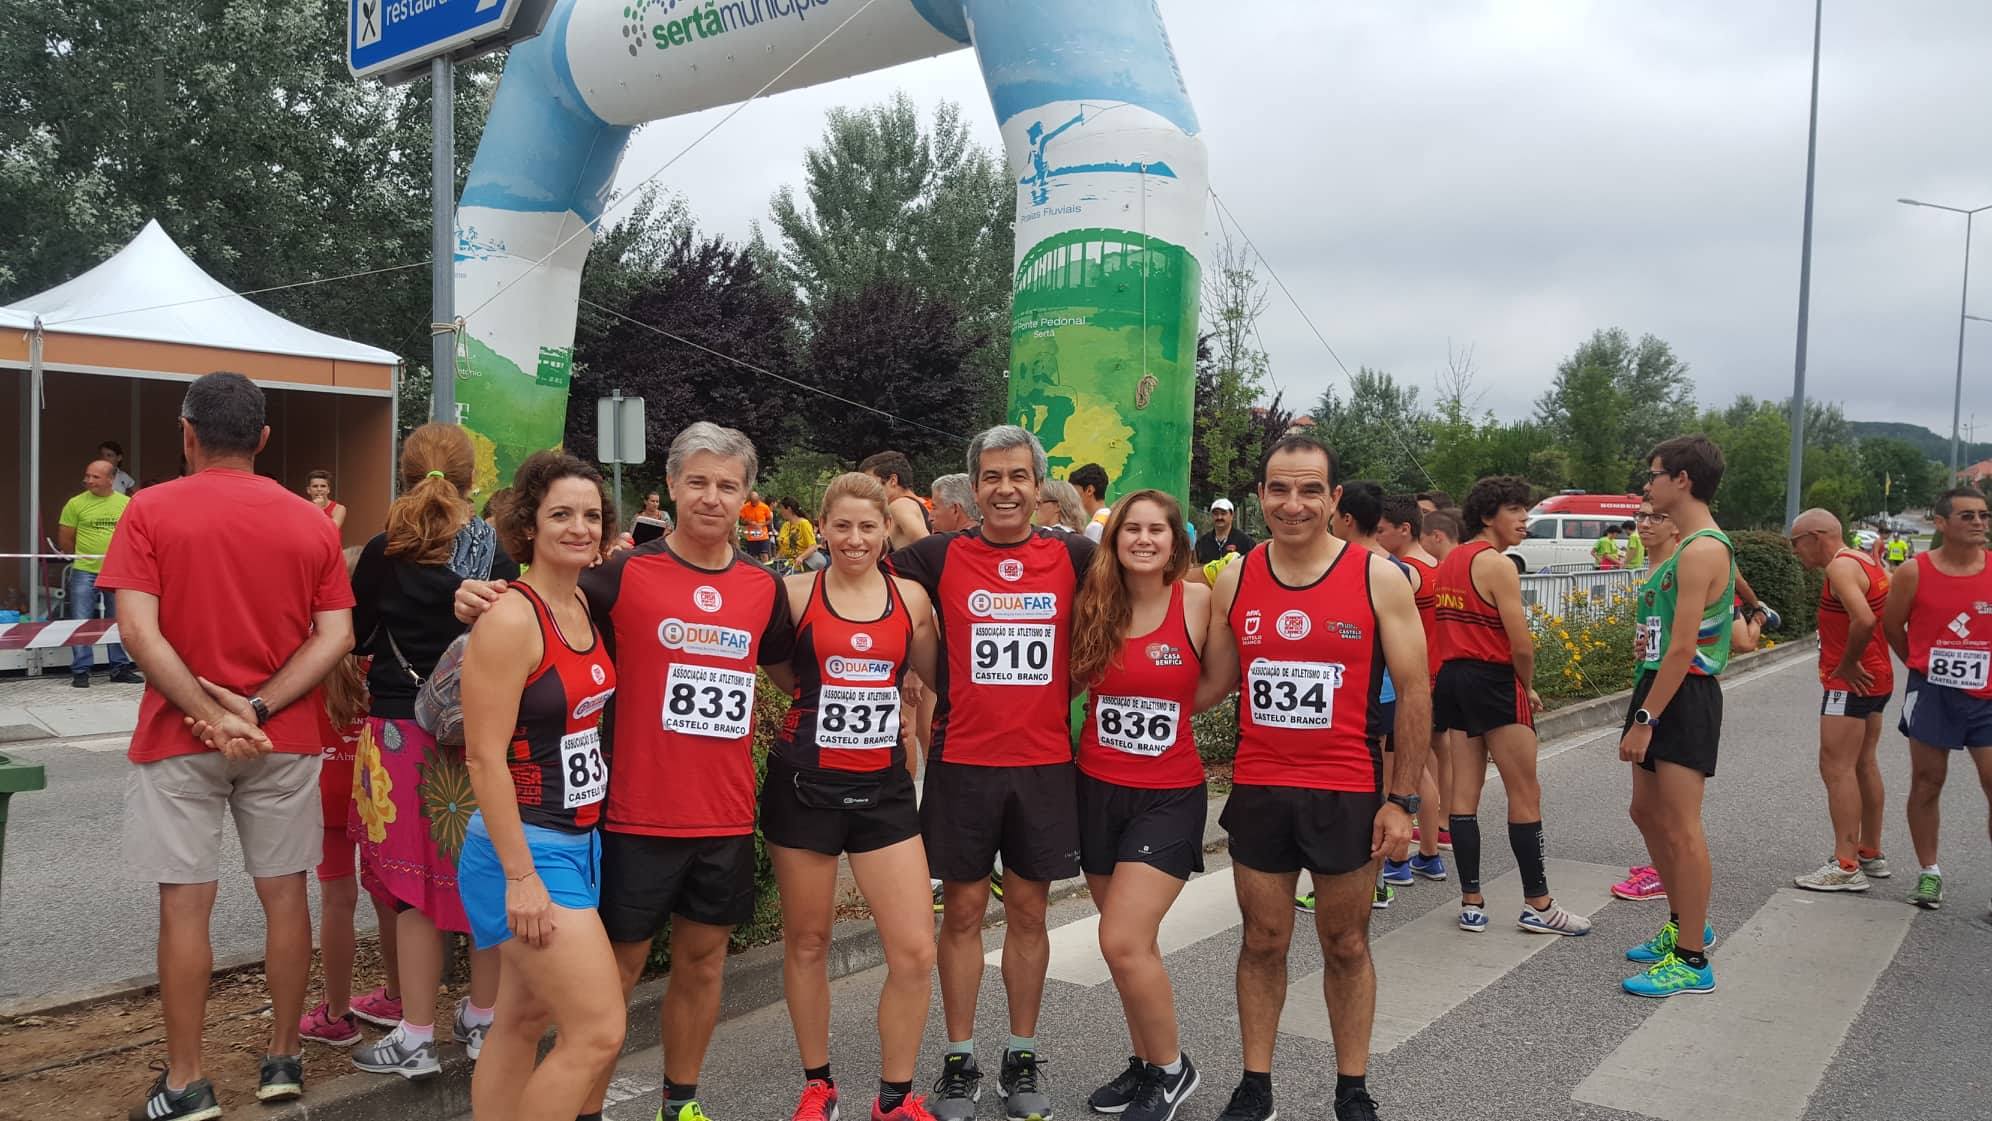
[1633,707,1659,728]
[249,696,272,726]
[1386,793,1420,815]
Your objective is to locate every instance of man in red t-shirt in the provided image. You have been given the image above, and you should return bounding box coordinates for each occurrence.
[98,373,355,1120]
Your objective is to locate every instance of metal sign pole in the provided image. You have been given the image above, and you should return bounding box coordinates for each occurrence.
[431,55,457,424]
[611,387,625,511]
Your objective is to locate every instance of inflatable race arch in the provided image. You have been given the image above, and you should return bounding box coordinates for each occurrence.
[456,0,1206,500]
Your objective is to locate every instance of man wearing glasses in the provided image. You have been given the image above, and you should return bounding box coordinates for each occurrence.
[1786,509,1894,893]
[1881,486,1992,912]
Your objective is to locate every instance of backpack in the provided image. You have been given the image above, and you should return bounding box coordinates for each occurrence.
[378,519,498,747]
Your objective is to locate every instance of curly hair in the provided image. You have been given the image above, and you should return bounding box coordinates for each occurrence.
[1069,491,1191,686]
[496,451,618,564]
[1461,475,1533,537]
[384,423,475,565]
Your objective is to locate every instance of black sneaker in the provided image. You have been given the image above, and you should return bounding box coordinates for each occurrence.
[1088,1057,1147,1114]
[1332,1086,1378,1121]
[257,1053,304,1102]
[71,671,90,689]
[999,1050,1052,1121]
[1124,1055,1198,1121]
[129,1066,222,1121]
[931,1052,983,1121]
[110,665,146,684]
[1213,1078,1275,1121]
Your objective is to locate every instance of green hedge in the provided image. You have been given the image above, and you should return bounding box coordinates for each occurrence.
[1193,694,1239,766]
[1732,529,1821,637]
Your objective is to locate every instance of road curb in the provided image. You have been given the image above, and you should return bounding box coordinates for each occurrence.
[1533,635,1817,744]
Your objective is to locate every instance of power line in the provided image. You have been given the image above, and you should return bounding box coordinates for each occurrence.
[576,297,969,443]
[30,261,430,329]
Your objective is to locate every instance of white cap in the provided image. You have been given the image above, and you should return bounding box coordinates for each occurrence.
[1210,498,1235,512]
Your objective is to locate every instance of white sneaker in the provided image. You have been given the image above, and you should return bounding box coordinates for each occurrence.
[353,1024,441,1078]
[1858,854,1891,879]
[452,997,489,1059]
[1794,862,1871,892]
[1517,900,1592,936]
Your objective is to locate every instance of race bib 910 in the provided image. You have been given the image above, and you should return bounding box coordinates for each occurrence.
[1094,695,1180,756]
[663,664,755,739]
[969,623,1055,685]
[816,685,900,750]
[559,728,607,809]
[1927,646,1989,691]
[1246,660,1342,729]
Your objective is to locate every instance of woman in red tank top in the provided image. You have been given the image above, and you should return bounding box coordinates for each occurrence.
[1067,490,1214,1110]
[455,452,625,1119]
[761,473,940,1121]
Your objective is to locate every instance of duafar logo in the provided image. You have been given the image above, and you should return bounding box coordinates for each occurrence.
[623,0,832,59]
[967,589,1057,620]
[658,617,753,659]
[826,655,895,681]
[572,688,615,721]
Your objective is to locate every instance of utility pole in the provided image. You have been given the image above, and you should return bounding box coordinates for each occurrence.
[431,55,456,423]
[1783,0,1823,529]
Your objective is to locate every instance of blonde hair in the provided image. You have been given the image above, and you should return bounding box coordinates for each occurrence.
[1040,479,1088,532]
[384,423,474,565]
[818,472,889,526]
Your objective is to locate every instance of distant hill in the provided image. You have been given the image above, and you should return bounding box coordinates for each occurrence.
[1849,420,1992,465]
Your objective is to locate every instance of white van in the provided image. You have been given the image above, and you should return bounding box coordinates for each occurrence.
[1506,514,1633,573]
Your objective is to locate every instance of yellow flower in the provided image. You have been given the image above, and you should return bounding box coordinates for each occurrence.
[353,723,397,844]
[1605,615,1618,625]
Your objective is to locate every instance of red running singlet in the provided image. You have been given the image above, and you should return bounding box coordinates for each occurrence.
[1435,540,1513,666]
[507,583,618,832]
[1230,543,1387,793]
[1905,552,1992,699]
[778,573,915,774]
[1079,581,1205,789]
[1403,554,1441,685]
[1817,550,1893,695]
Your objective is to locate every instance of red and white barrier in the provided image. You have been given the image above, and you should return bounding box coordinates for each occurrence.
[0,619,122,651]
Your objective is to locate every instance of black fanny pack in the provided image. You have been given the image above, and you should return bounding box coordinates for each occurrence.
[789,765,887,811]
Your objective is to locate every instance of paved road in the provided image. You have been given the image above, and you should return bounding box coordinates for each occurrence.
[509,656,1990,1121]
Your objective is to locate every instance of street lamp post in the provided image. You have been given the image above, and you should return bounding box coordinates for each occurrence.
[1784,0,1823,531]
[1898,197,1992,481]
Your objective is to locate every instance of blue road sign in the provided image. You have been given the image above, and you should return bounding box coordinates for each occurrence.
[349,0,526,80]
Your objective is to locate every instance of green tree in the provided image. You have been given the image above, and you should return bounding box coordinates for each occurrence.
[1312,367,1432,489]
[1192,236,1273,508]
[1536,328,1697,492]
[1699,397,1792,528]
[1856,435,1941,516]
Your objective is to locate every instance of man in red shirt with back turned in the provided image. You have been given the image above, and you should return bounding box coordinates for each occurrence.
[100,372,354,1120]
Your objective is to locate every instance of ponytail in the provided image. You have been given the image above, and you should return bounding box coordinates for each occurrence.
[383,422,475,565]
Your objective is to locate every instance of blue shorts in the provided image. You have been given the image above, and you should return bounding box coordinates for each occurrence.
[1899,671,1992,751]
[457,812,603,950]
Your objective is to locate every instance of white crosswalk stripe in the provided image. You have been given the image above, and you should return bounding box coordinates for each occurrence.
[1573,888,1914,1121]
[986,866,1242,985]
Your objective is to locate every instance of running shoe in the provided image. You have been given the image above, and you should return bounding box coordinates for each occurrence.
[1332,1086,1379,1121]
[1859,854,1892,879]
[1409,853,1448,881]
[990,869,1006,902]
[257,1053,304,1102]
[1518,900,1592,936]
[875,1095,938,1121]
[662,1102,713,1121]
[1794,862,1870,893]
[349,986,403,1028]
[1457,904,1487,933]
[999,1050,1052,1121]
[128,1065,221,1121]
[791,1078,839,1121]
[452,997,488,1060]
[1412,826,1452,851]
[299,1002,361,1047]
[1610,865,1666,901]
[1123,1056,1198,1121]
[1380,860,1413,886]
[933,881,946,914]
[351,1024,441,1079]
[1293,891,1316,915]
[930,1053,983,1121]
[1088,1057,1146,1114]
[1909,871,1944,910]
[1757,604,1782,632]
[1371,884,1394,910]
[1212,1077,1275,1121]
[1622,951,1715,998]
[1625,920,1717,965]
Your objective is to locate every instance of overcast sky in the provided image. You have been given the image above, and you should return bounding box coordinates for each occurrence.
[608,0,1992,439]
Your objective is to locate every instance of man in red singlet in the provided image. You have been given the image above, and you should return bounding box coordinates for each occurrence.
[457,422,796,1121]
[1380,493,1451,872]
[887,425,1092,1121]
[861,450,934,554]
[1199,435,1428,1121]
[1881,486,1992,913]
[1788,508,1893,892]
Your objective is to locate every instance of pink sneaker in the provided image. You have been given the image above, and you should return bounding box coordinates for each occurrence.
[349,986,403,1028]
[1611,865,1667,901]
[791,1079,838,1121]
[1412,826,1455,851]
[300,1002,362,1047]
[872,1093,937,1121]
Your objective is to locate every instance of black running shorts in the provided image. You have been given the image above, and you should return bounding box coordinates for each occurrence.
[760,756,921,857]
[598,831,758,941]
[1435,658,1534,737]
[921,760,1081,884]
[1624,670,1723,777]
[1077,772,1208,880]
[1220,783,1380,877]
[1820,689,1889,720]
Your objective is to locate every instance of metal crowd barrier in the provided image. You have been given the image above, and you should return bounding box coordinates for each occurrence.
[1517,566,1646,620]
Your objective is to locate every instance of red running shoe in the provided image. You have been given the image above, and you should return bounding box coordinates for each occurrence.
[873,1094,937,1121]
[791,1079,839,1121]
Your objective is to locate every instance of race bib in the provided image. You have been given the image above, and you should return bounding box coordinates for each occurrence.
[559,727,607,809]
[1927,646,1990,691]
[1246,660,1343,729]
[663,664,756,739]
[1094,695,1181,756]
[969,623,1056,685]
[816,685,900,750]
[1642,616,1663,662]
[1823,689,1848,717]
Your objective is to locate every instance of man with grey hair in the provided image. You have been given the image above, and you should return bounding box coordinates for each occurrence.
[888,424,1094,1121]
[929,473,980,533]
[456,420,796,1121]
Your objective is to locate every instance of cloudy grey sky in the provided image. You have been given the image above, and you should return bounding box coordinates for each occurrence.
[609,0,1992,438]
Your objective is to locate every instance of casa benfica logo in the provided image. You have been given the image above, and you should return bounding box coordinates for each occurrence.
[851,632,874,652]
[1276,610,1311,640]
[694,585,724,613]
[998,558,1025,583]
[1147,642,1183,667]
[590,663,607,685]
